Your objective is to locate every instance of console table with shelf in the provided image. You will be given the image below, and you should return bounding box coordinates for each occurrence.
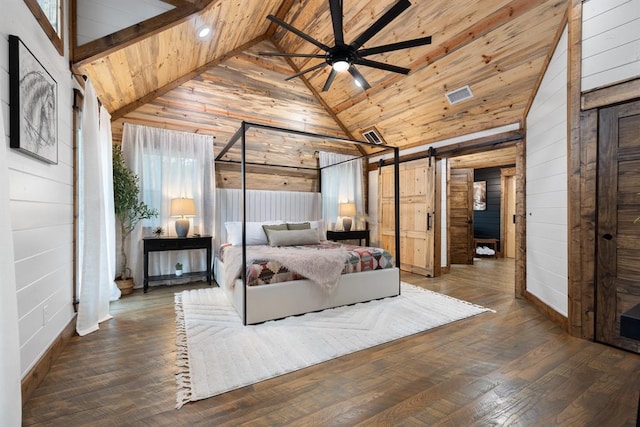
[142,235,212,293]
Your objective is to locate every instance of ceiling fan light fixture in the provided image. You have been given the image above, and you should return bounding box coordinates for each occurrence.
[332,60,350,72]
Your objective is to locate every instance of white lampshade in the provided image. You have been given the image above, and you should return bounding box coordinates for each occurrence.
[339,202,356,216]
[339,202,356,232]
[170,198,196,238]
[170,198,196,218]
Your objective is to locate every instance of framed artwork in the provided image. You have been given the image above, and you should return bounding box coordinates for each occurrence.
[9,35,58,164]
[473,181,486,211]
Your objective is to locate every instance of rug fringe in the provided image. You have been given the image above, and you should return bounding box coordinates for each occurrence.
[174,292,193,409]
[405,283,497,313]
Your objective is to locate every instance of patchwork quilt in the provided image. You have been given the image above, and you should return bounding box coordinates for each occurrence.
[219,242,394,287]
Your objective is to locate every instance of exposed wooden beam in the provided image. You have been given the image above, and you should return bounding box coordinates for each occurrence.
[110,35,267,120]
[369,130,524,170]
[266,0,296,37]
[581,77,640,111]
[72,0,216,65]
[331,0,549,114]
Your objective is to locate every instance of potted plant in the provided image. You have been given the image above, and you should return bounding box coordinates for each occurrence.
[175,262,183,277]
[113,145,158,294]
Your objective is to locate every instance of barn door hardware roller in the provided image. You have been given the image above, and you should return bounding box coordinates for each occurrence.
[427,147,436,167]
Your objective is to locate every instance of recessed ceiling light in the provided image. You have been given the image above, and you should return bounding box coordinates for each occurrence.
[198,26,211,38]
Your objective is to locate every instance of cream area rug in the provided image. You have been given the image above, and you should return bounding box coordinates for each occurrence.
[174,282,494,408]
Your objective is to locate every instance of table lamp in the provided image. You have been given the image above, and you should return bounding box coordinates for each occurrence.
[339,202,356,232]
[171,198,195,237]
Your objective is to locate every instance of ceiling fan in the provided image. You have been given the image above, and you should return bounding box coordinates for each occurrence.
[259,0,432,91]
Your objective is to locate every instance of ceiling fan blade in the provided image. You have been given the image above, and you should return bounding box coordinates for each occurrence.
[348,66,371,90]
[354,58,410,75]
[267,14,331,51]
[358,35,432,57]
[322,68,338,92]
[350,0,411,50]
[329,0,344,45]
[259,52,326,58]
[284,62,328,81]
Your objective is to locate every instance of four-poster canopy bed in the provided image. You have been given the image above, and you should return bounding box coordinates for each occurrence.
[214,122,401,325]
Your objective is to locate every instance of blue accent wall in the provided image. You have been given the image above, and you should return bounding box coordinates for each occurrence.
[474,168,502,248]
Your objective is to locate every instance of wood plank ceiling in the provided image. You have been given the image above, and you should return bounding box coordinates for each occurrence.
[73,0,567,160]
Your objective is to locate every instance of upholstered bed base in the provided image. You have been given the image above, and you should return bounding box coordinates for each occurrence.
[215,257,400,325]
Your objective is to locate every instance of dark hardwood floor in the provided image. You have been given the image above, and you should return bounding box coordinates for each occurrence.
[22,258,640,426]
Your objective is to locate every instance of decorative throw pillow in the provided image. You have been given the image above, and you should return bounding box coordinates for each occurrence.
[262,223,288,245]
[286,222,311,230]
[225,221,284,246]
[265,228,319,246]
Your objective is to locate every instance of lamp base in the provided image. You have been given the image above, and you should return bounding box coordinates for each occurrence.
[342,217,352,232]
[175,219,190,237]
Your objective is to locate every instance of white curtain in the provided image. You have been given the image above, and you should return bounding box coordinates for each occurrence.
[0,90,22,425]
[320,153,364,230]
[122,124,215,287]
[76,81,119,337]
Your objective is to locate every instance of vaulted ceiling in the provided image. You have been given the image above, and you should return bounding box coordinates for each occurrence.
[73,0,567,155]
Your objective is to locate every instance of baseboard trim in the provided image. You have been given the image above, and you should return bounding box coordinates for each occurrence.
[22,315,77,405]
[524,290,569,332]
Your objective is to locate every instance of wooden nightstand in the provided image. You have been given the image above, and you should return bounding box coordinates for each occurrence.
[142,235,212,293]
[326,229,370,247]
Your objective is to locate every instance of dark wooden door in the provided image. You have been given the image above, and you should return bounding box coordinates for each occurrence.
[450,168,474,264]
[596,100,640,353]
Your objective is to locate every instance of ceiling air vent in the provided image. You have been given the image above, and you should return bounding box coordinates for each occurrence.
[361,127,386,145]
[445,85,474,105]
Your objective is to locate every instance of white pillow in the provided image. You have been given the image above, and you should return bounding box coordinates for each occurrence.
[224,220,284,246]
[310,220,326,240]
[265,228,319,246]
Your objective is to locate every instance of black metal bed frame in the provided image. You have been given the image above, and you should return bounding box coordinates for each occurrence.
[217,121,401,325]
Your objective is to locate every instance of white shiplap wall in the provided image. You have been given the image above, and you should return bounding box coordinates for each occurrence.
[1,2,76,376]
[215,189,322,249]
[76,0,174,45]
[525,26,569,316]
[582,0,640,91]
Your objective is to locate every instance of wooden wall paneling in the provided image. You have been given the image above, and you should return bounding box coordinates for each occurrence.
[568,0,587,338]
[215,162,319,192]
[515,141,526,298]
[576,109,597,340]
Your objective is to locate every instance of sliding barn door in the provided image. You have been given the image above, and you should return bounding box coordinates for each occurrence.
[379,158,437,277]
[449,168,474,264]
[596,100,640,353]
[501,168,517,259]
